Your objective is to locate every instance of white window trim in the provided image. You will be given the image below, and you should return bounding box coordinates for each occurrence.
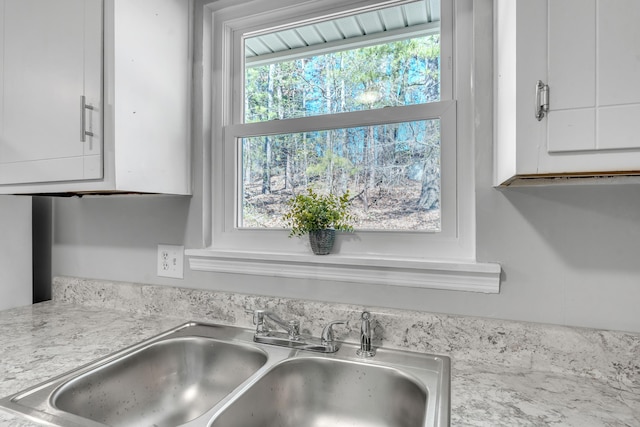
[186,0,501,293]
[187,248,500,293]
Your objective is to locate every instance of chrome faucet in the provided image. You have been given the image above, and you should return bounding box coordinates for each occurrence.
[248,308,345,353]
[356,311,376,357]
[251,309,300,341]
[320,320,346,353]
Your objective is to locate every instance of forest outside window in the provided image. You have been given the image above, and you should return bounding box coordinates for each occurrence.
[188,0,501,292]
[206,0,478,264]
[239,2,445,234]
[240,119,442,232]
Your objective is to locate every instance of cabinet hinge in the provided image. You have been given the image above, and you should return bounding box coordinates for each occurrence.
[535,80,549,121]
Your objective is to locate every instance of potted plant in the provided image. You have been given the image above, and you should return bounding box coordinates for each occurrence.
[283,188,355,255]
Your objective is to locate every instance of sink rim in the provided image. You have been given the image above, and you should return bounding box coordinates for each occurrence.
[0,321,451,427]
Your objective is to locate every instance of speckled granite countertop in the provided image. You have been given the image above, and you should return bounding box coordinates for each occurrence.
[0,277,638,426]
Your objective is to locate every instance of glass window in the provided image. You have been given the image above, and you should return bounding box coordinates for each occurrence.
[236,1,446,235]
[240,119,441,232]
[244,27,441,122]
[206,0,476,262]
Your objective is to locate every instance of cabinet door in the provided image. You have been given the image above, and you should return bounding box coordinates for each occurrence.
[545,0,640,167]
[0,0,102,186]
[495,0,640,184]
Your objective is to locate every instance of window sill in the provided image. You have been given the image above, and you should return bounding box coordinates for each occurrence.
[185,249,501,293]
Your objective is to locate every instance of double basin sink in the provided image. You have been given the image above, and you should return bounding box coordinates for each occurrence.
[0,321,450,426]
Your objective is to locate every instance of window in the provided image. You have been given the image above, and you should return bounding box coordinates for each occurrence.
[188,0,501,293]
[238,2,449,235]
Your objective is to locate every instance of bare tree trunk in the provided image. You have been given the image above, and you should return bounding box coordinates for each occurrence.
[339,70,348,193]
[262,137,272,194]
[303,132,308,188]
[325,58,334,192]
[362,126,373,211]
[285,143,293,191]
[418,146,439,210]
[301,59,308,190]
[262,64,276,194]
[381,124,396,188]
[244,140,252,184]
[276,72,288,192]
[243,83,252,187]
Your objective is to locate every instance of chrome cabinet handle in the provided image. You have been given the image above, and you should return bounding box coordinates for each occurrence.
[535,80,549,121]
[80,95,95,142]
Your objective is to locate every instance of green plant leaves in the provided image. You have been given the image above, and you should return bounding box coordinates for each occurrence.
[283,188,355,237]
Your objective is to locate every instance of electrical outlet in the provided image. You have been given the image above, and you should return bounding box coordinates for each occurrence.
[157,244,184,279]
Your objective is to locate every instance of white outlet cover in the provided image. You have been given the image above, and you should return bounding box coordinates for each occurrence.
[157,244,184,279]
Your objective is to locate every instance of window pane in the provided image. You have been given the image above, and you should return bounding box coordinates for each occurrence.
[244,3,441,122]
[240,119,441,232]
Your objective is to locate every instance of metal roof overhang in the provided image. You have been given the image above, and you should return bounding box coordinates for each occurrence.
[245,0,441,67]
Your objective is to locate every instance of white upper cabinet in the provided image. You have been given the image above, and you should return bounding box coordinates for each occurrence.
[495,0,640,186]
[0,0,102,186]
[0,0,191,195]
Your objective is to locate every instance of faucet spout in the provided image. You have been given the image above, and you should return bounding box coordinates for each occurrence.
[320,320,346,352]
[356,311,376,358]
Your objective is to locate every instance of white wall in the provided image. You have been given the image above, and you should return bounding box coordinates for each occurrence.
[51,0,640,333]
[0,196,32,310]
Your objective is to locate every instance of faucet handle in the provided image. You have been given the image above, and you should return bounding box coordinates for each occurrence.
[246,308,264,324]
[246,309,269,336]
[321,320,346,344]
[286,319,301,341]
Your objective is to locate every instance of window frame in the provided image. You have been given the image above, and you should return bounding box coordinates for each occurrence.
[186,0,501,293]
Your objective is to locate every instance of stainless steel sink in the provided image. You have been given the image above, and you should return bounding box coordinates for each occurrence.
[0,322,450,427]
[209,356,428,427]
[0,323,269,427]
[52,336,267,427]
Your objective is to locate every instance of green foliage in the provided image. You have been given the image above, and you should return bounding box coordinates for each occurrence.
[306,152,354,178]
[283,188,355,237]
[245,35,441,122]
[242,33,443,228]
